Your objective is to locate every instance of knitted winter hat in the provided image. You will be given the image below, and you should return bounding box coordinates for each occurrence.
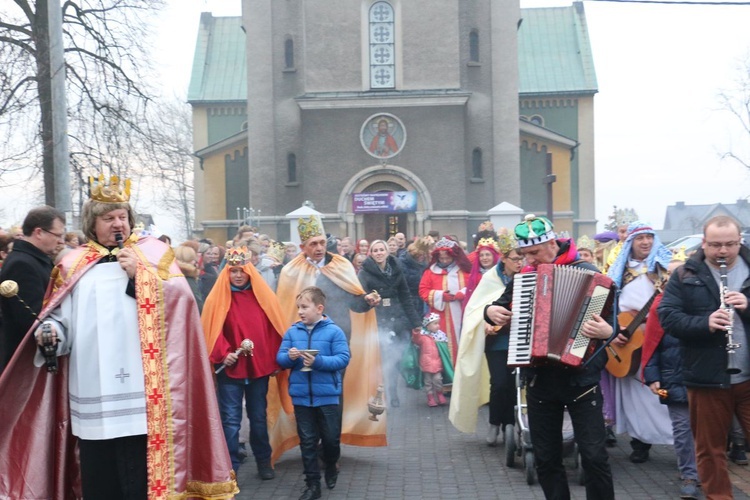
[422,312,440,328]
[514,214,555,248]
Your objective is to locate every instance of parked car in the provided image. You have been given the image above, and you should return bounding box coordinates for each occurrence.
[666,234,702,255]
[666,232,750,257]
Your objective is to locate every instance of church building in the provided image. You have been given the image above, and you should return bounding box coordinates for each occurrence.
[189,1,597,243]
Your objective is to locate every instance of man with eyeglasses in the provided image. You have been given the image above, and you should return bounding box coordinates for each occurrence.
[659,215,750,499]
[0,205,65,373]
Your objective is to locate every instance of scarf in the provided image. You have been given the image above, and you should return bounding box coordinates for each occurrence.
[607,222,672,288]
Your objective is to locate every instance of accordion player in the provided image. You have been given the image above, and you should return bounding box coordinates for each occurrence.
[489,263,615,369]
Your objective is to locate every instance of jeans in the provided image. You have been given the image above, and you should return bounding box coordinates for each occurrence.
[217,375,271,472]
[667,403,698,481]
[294,404,342,482]
[526,373,614,500]
[486,350,515,427]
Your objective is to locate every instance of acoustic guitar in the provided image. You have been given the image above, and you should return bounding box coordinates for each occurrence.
[605,290,660,378]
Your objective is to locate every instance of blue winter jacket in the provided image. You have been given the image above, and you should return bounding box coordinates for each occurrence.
[277,316,350,407]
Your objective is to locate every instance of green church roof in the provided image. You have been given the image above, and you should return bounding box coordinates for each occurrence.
[188,4,597,102]
[518,2,598,96]
[188,13,246,103]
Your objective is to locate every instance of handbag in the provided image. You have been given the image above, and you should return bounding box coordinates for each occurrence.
[399,341,423,390]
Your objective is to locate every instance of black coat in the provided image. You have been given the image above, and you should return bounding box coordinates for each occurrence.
[483,244,607,388]
[0,239,54,372]
[200,263,219,299]
[358,256,422,336]
[312,252,371,341]
[643,297,688,404]
[658,247,750,388]
[398,251,427,318]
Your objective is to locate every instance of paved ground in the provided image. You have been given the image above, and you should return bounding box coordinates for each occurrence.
[235,384,750,499]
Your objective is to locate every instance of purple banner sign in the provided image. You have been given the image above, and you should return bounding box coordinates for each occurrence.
[352,191,417,214]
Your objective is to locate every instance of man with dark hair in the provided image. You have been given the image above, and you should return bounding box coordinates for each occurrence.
[659,214,750,499]
[0,205,65,372]
[484,214,615,500]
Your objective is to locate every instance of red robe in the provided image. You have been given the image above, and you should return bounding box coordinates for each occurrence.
[419,264,467,363]
[0,234,237,499]
[210,289,282,379]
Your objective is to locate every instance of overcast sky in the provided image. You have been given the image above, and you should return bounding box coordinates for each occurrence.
[4,1,747,240]
[155,0,748,237]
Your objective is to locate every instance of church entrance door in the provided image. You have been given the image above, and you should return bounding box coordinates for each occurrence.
[363,213,407,242]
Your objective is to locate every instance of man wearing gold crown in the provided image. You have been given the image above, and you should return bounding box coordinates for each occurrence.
[0,175,237,499]
[201,246,288,479]
[276,215,387,453]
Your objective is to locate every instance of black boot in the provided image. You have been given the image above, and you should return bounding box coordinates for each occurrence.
[730,443,748,465]
[629,438,651,464]
[257,460,275,480]
[299,481,321,500]
[324,462,339,489]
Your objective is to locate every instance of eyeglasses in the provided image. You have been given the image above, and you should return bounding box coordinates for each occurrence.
[506,256,524,262]
[41,228,65,240]
[705,241,740,249]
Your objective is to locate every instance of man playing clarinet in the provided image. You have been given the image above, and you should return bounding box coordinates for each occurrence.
[659,215,750,499]
[485,214,615,500]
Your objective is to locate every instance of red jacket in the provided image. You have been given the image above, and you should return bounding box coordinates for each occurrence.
[412,332,443,374]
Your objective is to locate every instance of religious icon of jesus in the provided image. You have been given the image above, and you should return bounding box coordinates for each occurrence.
[361,114,405,160]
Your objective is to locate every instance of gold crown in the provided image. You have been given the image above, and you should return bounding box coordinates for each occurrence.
[267,241,285,263]
[226,246,250,266]
[89,174,131,203]
[577,235,595,251]
[497,233,516,255]
[477,220,495,232]
[476,237,499,253]
[672,245,688,262]
[297,216,324,243]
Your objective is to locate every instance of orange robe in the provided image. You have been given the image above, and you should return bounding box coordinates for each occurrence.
[275,253,387,449]
[201,262,296,464]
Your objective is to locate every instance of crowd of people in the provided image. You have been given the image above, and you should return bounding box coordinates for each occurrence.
[1,190,749,500]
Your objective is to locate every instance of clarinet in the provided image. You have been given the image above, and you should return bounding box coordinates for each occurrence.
[718,258,741,375]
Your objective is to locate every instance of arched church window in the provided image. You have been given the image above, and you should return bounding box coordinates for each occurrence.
[469,30,479,63]
[472,148,483,179]
[287,153,297,183]
[284,37,294,69]
[369,1,395,89]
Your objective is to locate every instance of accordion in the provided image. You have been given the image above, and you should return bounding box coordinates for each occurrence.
[507,264,615,368]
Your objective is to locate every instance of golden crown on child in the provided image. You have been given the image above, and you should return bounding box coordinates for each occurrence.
[226,246,250,266]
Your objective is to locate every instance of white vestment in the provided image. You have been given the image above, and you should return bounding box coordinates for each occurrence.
[38,262,146,440]
[614,265,673,444]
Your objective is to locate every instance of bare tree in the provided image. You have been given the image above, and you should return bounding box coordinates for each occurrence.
[0,0,165,206]
[718,52,750,170]
[136,97,195,239]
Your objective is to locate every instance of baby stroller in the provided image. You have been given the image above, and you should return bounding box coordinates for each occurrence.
[504,370,583,485]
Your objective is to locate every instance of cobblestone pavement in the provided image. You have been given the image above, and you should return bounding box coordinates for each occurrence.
[235,384,750,499]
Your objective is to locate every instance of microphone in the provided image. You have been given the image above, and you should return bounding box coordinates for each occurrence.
[115,233,124,249]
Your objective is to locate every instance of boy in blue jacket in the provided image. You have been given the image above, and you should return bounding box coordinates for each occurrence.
[277,286,350,500]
